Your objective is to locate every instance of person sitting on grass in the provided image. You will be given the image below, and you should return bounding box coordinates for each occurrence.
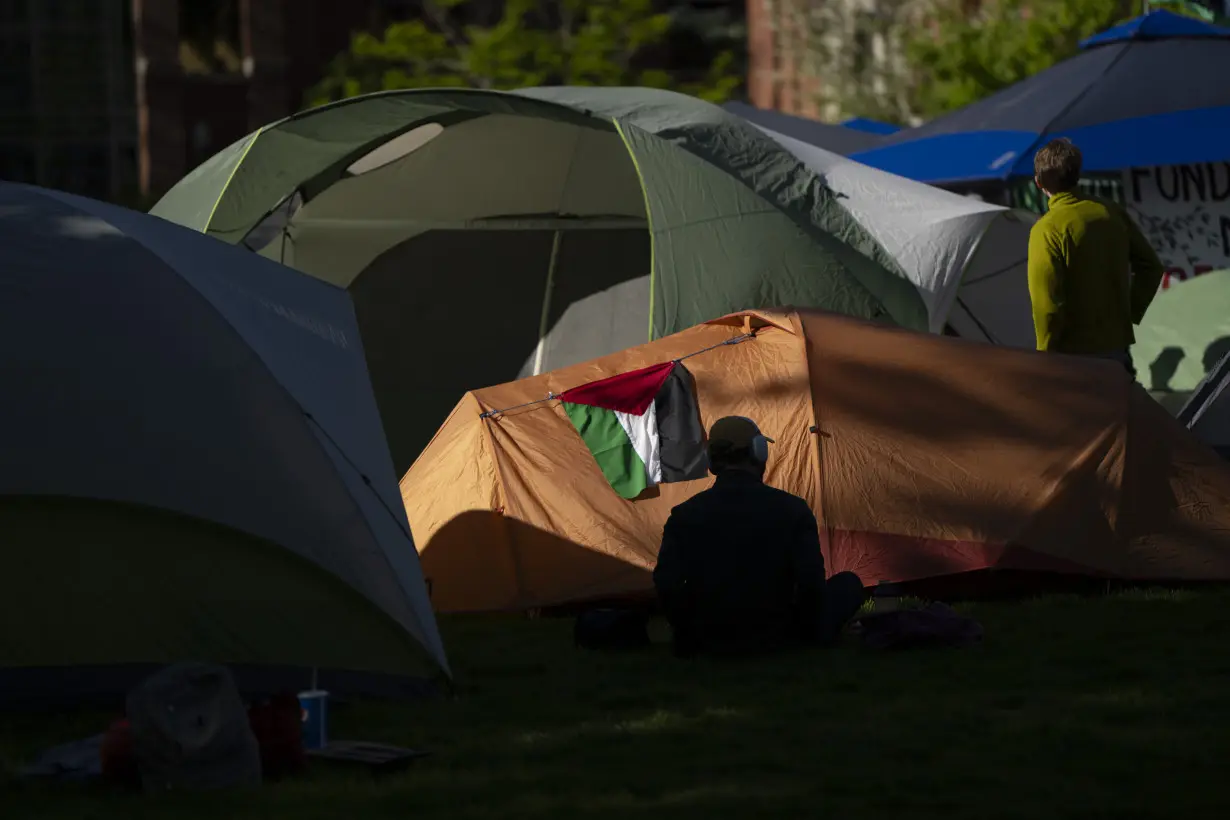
[653,415,865,658]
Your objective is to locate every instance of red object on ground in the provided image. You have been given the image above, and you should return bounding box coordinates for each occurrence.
[248,691,307,780]
[100,718,140,788]
[98,690,306,786]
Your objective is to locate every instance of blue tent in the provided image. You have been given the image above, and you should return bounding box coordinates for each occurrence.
[723,102,889,155]
[850,10,1230,184]
[841,117,902,135]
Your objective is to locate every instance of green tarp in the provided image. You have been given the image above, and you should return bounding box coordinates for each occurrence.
[1133,270,1230,411]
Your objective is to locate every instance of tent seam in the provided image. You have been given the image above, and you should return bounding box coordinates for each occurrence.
[298,417,449,674]
[1006,43,1135,179]
[203,127,265,233]
[530,126,585,375]
[280,86,602,129]
[934,215,1003,337]
[789,313,832,566]
[612,118,657,342]
[474,405,531,607]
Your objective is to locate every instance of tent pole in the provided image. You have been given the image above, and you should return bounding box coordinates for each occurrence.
[532,231,564,376]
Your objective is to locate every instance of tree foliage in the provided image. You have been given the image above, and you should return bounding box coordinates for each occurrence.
[904,0,1165,120]
[308,0,741,107]
[783,0,1221,124]
[1150,0,1226,23]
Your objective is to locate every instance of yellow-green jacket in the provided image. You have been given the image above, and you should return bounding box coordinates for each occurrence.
[1027,191,1165,354]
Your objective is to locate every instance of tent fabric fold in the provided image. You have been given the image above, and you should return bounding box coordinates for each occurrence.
[752,124,1038,346]
[402,309,1230,614]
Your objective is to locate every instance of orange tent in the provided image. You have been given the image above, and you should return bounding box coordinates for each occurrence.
[402,309,1230,613]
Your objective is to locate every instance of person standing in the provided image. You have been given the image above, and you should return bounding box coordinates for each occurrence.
[1026,138,1165,375]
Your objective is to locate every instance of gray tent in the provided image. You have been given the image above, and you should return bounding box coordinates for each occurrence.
[151,86,926,472]
[722,102,888,155]
[0,182,448,706]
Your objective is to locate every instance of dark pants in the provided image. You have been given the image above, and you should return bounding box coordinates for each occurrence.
[669,571,866,657]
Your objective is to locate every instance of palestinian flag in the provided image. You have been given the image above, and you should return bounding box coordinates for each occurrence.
[559,361,708,499]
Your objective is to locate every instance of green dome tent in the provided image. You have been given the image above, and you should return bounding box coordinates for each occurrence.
[151,86,925,473]
[1132,270,1230,413]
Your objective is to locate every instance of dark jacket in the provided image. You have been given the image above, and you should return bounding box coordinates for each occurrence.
[652,471,827,654]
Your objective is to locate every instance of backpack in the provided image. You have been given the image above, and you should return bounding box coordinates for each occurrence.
[854,602,983,650]
[125,662,262,792]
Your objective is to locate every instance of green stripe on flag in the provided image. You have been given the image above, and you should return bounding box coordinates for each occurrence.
[562,402,649,499]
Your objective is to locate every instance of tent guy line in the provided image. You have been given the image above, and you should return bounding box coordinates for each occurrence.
[300,409,417,545]
[954,296,999,343]
[479,333,755,420]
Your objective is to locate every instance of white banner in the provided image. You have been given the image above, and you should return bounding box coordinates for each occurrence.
[1122,163,1230,290]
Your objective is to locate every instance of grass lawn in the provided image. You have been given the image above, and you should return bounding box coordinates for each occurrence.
[5,589,1230,819]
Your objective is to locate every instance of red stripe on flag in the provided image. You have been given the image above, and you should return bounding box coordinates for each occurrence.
[557,362,676,415]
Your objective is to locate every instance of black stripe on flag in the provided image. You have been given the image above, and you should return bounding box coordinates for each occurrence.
[654,362,708,484]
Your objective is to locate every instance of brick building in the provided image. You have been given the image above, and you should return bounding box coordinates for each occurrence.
[746,0,820,118]
[746,0,1230,123]
[0,0,390,203]
[745,0,919,123]
[135,0,389,201]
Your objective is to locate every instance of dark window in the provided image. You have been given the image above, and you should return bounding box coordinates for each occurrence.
[0,32,33,117]
[43,143,110,199]
[0,143,36,183]
[0,0,28,25]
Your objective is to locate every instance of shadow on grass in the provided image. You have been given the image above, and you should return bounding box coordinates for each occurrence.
[7,588,1230,820]
[418,511,655,615]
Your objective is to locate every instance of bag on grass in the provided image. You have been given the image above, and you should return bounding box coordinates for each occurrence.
[126,662,262,792]
[574,608,651,650]
[854,602,983,650]
[100,718,140,788]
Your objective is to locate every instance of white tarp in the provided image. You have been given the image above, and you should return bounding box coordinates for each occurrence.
[0,182,449,676]
[754,125,1039,349]
[1122,163,1230,287]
